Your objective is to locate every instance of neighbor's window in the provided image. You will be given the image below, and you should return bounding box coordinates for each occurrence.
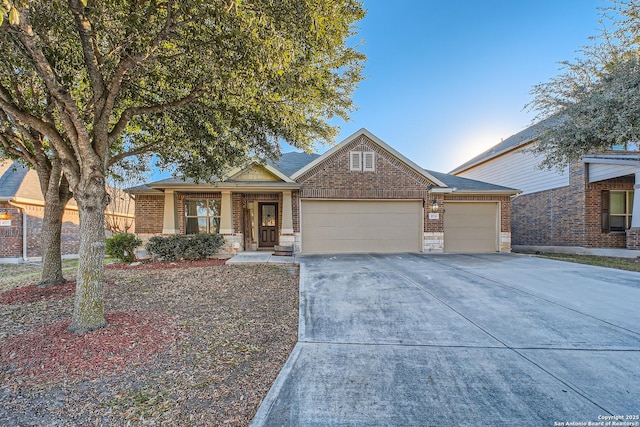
[602,190,633,232]
[185,199,221,234]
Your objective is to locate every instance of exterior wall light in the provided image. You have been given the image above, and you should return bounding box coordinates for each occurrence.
[0,212,10,220]
[431,199,439,212]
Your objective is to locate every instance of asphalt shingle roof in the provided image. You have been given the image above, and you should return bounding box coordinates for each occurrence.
[426,169,519,192]
[267,152,319,176]
[0,161,29,198]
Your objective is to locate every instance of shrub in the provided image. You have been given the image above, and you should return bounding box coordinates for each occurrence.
[106,233,142,263]
[145,233,225,261]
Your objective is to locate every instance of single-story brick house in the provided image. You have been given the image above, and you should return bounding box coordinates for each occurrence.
[0,159,135,263]
[450,118,640,250]
[130,129,519,254]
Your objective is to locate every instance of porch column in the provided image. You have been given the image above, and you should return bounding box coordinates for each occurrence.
[281,190,294,234]
[162,190,178,234]
[632,172,640,228]
[219,190,233,235]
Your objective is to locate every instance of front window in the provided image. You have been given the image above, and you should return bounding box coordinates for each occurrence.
[609,191,633,231]
[185,199,221,234]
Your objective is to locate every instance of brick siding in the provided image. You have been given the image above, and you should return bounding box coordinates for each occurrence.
[0,204,22,259]
[511,163,634,248]
[296,135,436,231]
[134,194,164,234]
[0,202,81,260]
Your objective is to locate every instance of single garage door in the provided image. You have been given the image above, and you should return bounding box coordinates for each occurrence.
[301,200,422,254]
[444,202,498,253]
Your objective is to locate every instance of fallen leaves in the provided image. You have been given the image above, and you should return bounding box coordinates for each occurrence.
[0,311,179,387]
[0,261,299,426]
[0,281,76,305]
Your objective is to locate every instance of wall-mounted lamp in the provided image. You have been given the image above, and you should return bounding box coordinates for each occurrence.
[431,199,439,212]
[0,212,10,220]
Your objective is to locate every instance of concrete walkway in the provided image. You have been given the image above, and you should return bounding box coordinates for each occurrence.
[251,253,640,426]
[226,251,296,265]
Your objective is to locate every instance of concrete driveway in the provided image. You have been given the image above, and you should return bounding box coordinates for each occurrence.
[251,253,640,426]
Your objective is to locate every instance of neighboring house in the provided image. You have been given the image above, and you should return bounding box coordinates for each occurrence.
[0,160,135,263]
[129,128,519,254]
[450,117,640,250]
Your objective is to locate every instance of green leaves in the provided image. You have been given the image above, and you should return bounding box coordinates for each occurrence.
[528,0,640,168]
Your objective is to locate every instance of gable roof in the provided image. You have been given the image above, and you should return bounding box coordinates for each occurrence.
[450,115,562,175]
[291,128,448,187]
[268,152,319,176]
[0,161,29,199]
[426,169,520,194]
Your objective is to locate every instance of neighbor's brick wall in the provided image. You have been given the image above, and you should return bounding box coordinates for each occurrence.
[583,174,633,248]
[0,204,22,259]
[22,204,80,257]
[134,194,164,234]
[511,185,585,246]
[511,162,633,248]
[0,202,81,259]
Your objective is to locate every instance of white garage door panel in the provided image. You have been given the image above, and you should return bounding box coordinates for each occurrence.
[444,202,498,253]
[301,200,422,254]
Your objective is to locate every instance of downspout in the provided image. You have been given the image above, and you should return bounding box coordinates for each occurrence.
[8,201,28,262]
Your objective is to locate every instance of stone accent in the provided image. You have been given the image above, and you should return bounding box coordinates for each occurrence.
[423,232,444,253]
[626,228,640,250]
[500,232,512,253]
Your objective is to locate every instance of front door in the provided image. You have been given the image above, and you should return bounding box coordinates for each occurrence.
[259,203,278,247]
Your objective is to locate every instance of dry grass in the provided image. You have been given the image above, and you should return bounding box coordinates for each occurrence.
[534,252,640,272]
[0,259,299,426]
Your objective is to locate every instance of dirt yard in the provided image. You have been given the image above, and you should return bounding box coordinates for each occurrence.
[0,259,299,426]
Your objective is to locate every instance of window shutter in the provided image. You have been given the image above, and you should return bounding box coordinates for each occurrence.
[602,190,610,232]
[350,151,362,171]
[363,152,375,171]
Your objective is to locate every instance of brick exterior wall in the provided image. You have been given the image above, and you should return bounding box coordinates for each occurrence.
[295,135,512,243]
[511,163,634,248]
[134,194,164,234]
[0,202,81,261]
[296,135,435,232]
[131,135,515,253]
[0,204,22,259]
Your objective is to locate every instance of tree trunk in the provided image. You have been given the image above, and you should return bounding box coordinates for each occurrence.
[68,179,108,333]
[38,198,67,287]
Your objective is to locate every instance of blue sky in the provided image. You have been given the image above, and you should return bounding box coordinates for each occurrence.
[285,0,604,173]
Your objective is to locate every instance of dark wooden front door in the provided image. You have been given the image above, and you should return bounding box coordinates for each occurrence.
[259,203,278,247]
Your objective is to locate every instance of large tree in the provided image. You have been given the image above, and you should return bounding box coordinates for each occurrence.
[0,0,365,333]
[528,0,640,169]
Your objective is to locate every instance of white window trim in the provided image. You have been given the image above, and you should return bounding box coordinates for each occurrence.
[363,151,375,171]
[350,151,362,171]
[350,151,375,172]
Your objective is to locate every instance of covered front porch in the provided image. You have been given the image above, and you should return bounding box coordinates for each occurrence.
[584,154,640,249]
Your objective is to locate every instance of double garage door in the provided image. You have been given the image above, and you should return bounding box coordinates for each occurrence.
[301,199,499,254]
[301,200,422,254]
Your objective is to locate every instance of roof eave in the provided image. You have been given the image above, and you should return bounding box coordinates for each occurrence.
[450,139,536,175]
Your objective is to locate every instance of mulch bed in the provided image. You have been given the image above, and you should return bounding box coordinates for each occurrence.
[105,257,228,270]
[0,259,299,426]
[0,281,77,305]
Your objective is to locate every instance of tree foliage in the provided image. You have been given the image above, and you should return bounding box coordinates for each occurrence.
[528,0,640,169]
[0,0,365,332]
